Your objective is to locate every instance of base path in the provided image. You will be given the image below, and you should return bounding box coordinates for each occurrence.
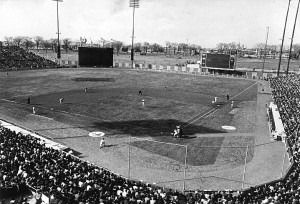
[0,80,290,191]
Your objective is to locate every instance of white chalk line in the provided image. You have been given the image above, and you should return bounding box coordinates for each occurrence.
[183,82,258,127]
[28,114,53,120]
[184,108,218,127]
[230,81,258,100]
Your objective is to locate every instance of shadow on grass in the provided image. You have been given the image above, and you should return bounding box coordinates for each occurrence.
[52,135,90,140]
[92,119,225,137]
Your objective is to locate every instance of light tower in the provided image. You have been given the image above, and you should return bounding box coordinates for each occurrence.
[129,0,140,68]
[53,0,63,61]
[277,0,291,76]
[287,0,300,75]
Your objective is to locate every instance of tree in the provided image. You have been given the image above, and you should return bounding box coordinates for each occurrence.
[178,43,188,55]
[34,36,44,50]
[121,45,129,52]
[171,42,178,55]
[134,42,141,52]
[228,42,237,50]
[111,41,123,55]
[151,43,162,53]
[4,36,13,46]
[22,37,34,50]
[255,43,265,58]
[13,36,23,47]
[292,43,300,59]
[142,42,150,53]
[50,39,58,52]
[41,40,52,53]
[62,38,71,53]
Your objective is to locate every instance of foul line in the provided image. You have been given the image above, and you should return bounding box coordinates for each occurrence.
[231,81,258,100]
[28,114,53,121]
[184,108,218,127]
[183,81,258,127]
[129,136,187,147]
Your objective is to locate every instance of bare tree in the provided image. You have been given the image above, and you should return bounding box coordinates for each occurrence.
[228,42,237,50]
[152,43,163,53]
[22,37,34,50]
[13,36,23,47]
[50,39,58,52]
[142,42,150,53]
[4,36,13,46]
[256,43,265,58]
[112,41,123,55]
[34,36,44,50]
[178,43,188,55]
[41,40,52,53]
[62,38,71,53]
[134,42,141,52]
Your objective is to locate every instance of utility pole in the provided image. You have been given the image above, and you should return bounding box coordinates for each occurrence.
[53,0,63,61]
[262,26,269,71]
[277,0,291,77]
[287,0,300,75]
[129,0,139,68]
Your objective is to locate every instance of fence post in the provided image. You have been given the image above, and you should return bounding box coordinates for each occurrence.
[183,145,188,191]
[242,145,249,189]
[128,135,131,179]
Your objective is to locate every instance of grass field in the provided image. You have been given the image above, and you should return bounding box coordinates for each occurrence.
[0,68,257,169]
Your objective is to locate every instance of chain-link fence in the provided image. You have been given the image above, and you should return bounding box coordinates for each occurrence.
[117,136,290,192]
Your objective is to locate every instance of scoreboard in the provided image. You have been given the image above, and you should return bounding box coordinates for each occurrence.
[202,53,235,69]
[78,47,113,67]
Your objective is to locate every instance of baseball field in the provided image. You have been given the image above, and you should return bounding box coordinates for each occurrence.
[0,67,290,191]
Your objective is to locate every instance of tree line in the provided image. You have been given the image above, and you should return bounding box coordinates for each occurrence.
[3,36,299,58]
[1,36,203,55]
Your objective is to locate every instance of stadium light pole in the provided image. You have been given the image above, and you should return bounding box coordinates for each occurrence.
[262,27,269,72]
[287,0,300,75]
[277,0,291,77]
[53,0,62,62]
[129,0,139,69]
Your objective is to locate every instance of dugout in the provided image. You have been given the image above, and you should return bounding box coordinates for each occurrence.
[78,47,113,67]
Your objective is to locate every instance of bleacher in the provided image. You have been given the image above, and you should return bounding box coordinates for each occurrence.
[0,46,58,70]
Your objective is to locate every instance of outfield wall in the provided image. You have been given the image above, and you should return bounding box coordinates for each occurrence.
[55,59,292,79]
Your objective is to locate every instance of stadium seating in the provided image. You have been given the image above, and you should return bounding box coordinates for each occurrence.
[0,46,58,70]
[0,126,187,203]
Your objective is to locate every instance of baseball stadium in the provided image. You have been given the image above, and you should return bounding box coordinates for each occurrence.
[1,0,300,203]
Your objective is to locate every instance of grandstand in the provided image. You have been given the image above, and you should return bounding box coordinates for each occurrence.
[0,47,299,204]
[0,46,59,70]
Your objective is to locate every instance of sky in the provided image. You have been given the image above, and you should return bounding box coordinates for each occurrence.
[0,0,300,48]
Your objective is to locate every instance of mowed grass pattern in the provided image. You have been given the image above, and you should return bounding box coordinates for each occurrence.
[131,136,224,166]
[1,69,257,167]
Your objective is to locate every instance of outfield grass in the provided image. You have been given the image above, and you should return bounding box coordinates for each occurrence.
[0,68,256,167]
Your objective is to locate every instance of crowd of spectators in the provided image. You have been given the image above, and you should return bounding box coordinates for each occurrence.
[2,75,300,203]
[0,126,188,203]
[0,46,58,70]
